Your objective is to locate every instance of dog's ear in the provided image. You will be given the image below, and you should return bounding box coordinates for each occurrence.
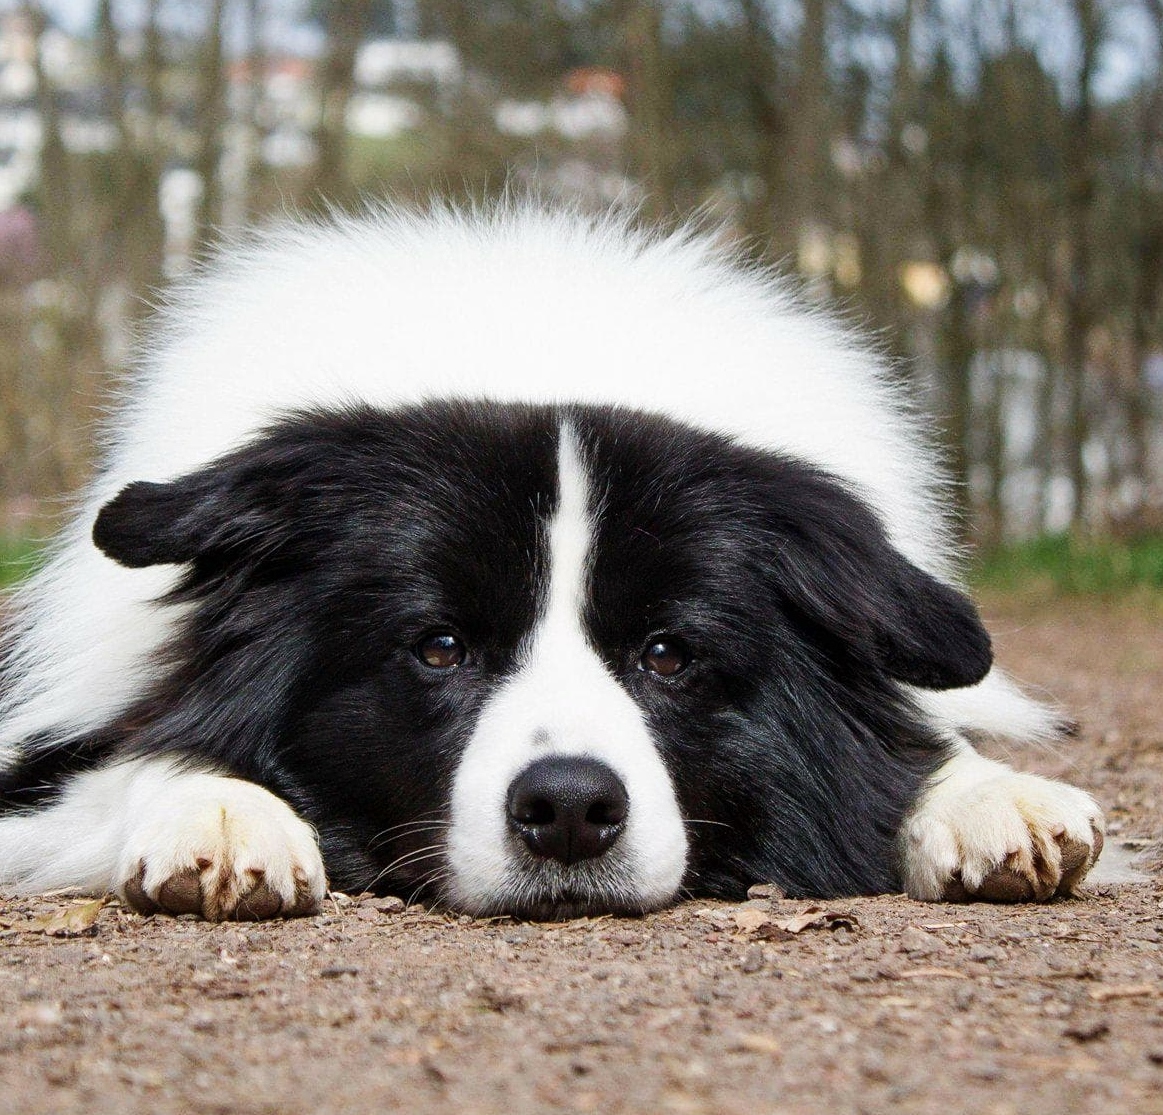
[93,465,285,569]
[92,423,326,570]
[94,478,214,567]
[764,470,991,691]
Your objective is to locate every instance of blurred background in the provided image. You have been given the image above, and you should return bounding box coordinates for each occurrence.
[1,0,1162,589]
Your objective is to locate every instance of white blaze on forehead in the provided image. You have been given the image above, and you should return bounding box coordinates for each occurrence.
[535,424,595,657]
[445,422,688,914]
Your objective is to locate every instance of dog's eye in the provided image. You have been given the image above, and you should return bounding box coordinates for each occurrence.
[415,632,466,669]
[640,638,690,678]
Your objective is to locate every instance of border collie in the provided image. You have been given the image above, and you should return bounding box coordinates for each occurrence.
[0,206,1102,920]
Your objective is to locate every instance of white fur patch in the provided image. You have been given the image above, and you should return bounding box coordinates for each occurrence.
[901,742,1104,900]
[446,425,688,913]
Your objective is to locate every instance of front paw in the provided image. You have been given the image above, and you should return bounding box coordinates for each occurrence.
[116,776,327,920]
[902,769,1104,903]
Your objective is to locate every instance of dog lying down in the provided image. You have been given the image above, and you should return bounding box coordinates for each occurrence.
[0,205,1103,921]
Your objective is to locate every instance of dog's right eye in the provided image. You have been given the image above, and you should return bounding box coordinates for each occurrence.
[640,638,691,678]
[414,632,467,669]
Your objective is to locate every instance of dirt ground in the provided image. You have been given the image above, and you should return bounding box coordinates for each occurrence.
[1,595,1160,1115]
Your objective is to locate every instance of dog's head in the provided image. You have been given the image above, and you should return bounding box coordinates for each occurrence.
[93,401,989,916]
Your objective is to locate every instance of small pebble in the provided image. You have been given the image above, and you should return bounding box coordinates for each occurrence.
[746,883,786,900]
[968,944,1002,962]
[739,945,765,973]
[899,927,943,956]
[319,965,360,979]
[1064,1017,1110,1042]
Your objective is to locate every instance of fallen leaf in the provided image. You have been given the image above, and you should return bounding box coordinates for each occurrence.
[731,1033,782,1055]
[897,967,969,980]
[752,924,796,942]
[734,908,774,933]
[773,906,859,934]
[29,898,107,937]
[1064,1017,1110,1042]
[1087,984,1156,1002]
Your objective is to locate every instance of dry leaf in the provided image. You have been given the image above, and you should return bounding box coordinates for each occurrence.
[30,898,107,937]
[734,908,774,933]
[773,906,858,934]
[897,967,969,980]
[752,924,796,942]
[1087,983,1156,1002]
[732,1033,782,1055]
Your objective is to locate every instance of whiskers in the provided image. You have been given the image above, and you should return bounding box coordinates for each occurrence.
[367,812,451,852]
[359,843,448,895]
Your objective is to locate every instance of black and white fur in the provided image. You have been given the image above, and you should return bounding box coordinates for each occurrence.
[0,206,1102,920]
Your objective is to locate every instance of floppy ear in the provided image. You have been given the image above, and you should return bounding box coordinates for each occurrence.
[93,455,295,570]
[765,471,992,691]
[94,478,218,567]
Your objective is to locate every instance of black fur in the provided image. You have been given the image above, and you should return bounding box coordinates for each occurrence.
[11,401,990,905]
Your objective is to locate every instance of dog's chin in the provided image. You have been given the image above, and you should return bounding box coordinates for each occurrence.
[444,859,673,921]
[503,893,652,922]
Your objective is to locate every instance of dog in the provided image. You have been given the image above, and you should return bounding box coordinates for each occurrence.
[0,205,1103,920]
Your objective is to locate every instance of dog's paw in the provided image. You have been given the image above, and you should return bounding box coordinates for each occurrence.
[902,766,1104,903]
[115,775,326,920]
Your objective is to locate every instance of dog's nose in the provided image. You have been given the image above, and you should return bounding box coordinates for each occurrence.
[506,756,629,865]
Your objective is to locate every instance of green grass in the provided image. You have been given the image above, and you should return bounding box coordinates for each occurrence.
[973,533,1163,596]
[0,535,44,590]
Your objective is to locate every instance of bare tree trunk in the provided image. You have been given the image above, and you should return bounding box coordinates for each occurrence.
[29,3,71,273]
[194,0,228,249]
[737,0,785,243]
[242,0,268,220]
[97,0,128,150]
[306,0,374,209]
[1063,0,1103,532]
[1129,0,1163,518]
[789,0,830,237]
[131,0,166,294]
[142,0,164,145]
[623,2,676,220]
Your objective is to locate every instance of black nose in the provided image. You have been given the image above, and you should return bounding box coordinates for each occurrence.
[506,757,629,865]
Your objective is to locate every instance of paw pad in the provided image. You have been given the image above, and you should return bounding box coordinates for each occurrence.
[123,859,321,921]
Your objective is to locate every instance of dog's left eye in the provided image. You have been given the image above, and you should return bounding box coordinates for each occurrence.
[415,632,467,669]
[640,638,690,678]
